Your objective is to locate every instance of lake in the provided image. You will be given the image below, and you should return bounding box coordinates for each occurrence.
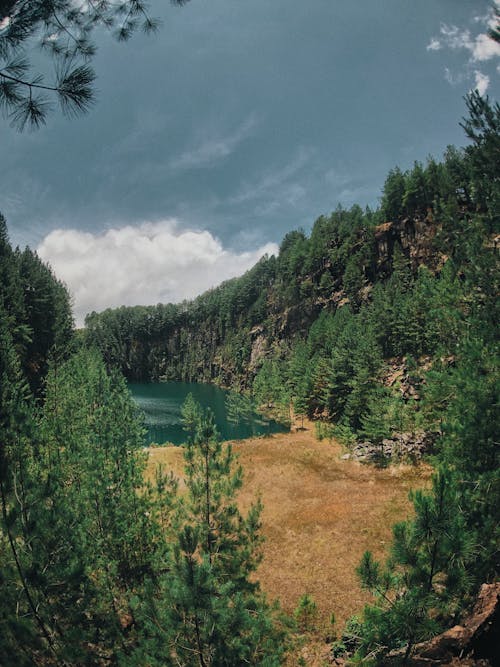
[128,381,289,445]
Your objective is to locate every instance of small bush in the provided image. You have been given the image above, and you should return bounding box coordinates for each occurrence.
[294,593,318,632]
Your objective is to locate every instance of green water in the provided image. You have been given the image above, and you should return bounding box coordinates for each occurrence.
[128,381,289,445]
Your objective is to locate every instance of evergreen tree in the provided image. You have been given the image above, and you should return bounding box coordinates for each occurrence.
[0,305,51,665]
[225,391,256,434]
[381,167,406,220]
[424,339,500,581]
[253,359,291,424]
[17,247,73,395]
[402,161,429,216]
[355,470,475,663]
[0,0,191,129]
[0,346,161,665]
[0,216,29,358]
[342,253,365,309]
[358,388,392,462]
[36,350,158,659]
[287,341,311,427]
[132,400,284,666]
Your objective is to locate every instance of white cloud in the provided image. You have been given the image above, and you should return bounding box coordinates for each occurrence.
[37,220,278,327]
[473,70,490,96]
[471,32,500,61]
[434,22,500,61]
[426,37,441,51]
[439,24,473,51]
[169,115,258,170]
[427,10,500,96]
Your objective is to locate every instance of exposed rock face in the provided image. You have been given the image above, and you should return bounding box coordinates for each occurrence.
[341,357,437,463]
[374,215,443,275]
[388,583,500,666]
[382,357,433,401]
[249,328,268,370]
[347,430,436,463]
[329,583,500,666]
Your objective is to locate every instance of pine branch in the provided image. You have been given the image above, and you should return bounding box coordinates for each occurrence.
[0,63,95,127]
[0,0,191,129]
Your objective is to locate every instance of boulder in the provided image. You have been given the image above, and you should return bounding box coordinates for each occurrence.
[385,583,500,666]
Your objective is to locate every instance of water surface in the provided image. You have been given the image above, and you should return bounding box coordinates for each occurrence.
[129,381,288,445]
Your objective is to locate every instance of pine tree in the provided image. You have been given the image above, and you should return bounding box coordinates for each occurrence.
[358,388,392,462]
[0,305,54,665]
[288,341,311,427]
[355,469,475,663]
[36,350,161,660]
[381,167,406,221]
[424,339,500,582]
[17,247,74,395]
[225,390,256,434]
[0,0,191,129]
[0,348,161,665]
[132,399,284,666]
[253,359,290,424]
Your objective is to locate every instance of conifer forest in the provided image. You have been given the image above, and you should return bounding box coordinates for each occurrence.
[0,2,499,665]
[1,90,498,666]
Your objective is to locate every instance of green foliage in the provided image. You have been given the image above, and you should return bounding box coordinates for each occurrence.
[2,91,500,666]
[332,421,358,448]
[225,390,257,433]
[0,0,190,129]
[182,391,203,435]
[331,615,363,659]
[253,358,291,424]
[423,339,500,582]
[402,161,428,215]
[314,420,335,441]
[343,253,365,308]
[381,167,406,220]
[0,305,42,663]
[359,388,392,454]
[0,218,73,395]
[287,341,311,426]
[294,594,318,633]
[350,92,500,654]
[131,398,285,666]
[354,470,476,663]
[460,91,500,217]
[0,218,287,664]
[0,342,162,663]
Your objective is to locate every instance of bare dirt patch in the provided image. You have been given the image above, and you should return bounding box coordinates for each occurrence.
[145,421,431,660]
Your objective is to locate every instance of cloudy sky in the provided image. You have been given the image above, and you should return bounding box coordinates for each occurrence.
[2,0,499,325]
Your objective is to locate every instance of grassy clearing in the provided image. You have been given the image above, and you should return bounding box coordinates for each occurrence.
[145,421,431,664]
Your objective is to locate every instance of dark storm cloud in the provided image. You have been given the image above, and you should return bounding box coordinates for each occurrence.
[1,0,498,319]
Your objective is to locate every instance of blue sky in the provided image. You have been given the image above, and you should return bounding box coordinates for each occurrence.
[1,0,499,324]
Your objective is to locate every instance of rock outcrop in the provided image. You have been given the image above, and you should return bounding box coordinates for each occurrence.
[344,430,436,463]
[330,583,500,666]
[374,214,444,275]
[395,582,500,666]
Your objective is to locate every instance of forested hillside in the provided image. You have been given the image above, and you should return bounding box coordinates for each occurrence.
[82,94,499,663]
[0,223,283,663]
[86,93,498,445]
[1,92,498,666]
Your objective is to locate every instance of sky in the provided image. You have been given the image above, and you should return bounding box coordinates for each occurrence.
[1,0,500,325]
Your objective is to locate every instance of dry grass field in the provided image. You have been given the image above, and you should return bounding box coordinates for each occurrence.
[145,421,432,665]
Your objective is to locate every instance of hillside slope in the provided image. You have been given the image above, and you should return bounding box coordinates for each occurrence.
[85,94,498,448]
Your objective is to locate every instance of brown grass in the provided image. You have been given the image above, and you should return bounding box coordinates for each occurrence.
[145,420,432,663]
